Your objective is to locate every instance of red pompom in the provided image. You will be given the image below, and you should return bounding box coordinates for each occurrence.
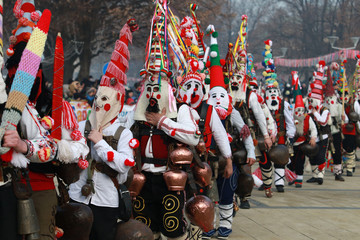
[71,130,82,141]
[55,227,64,238]
[6,48,14,56]
[124,159,135,167]
[205,61,211,68]
[227,133,233,143]
[107,151,114,162]
[78,159,89,169]
[1,148,14,162]
[343,59,347,64]
[220,59,226,66]
[129,138,140,149]
[171,129,176,136]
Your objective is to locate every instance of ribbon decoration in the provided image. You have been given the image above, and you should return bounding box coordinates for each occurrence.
[51,33,64,141]
[254,49,360,69]
[0,9,51,154]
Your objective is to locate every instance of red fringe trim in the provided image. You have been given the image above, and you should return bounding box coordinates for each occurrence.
[119,24,133,44]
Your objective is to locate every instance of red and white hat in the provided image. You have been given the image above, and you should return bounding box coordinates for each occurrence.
[309,60,327,101]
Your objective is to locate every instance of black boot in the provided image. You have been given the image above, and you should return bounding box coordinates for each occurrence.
[317,178,323,185]
[335,174,345,181]
[276,185,284,192]
[240,200,250,209]
[306,177,318,183]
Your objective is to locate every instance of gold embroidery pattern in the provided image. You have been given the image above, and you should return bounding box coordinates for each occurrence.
[162,194,180,232]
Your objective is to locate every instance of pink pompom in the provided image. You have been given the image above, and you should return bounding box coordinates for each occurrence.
[107,151,114,162]
[124,159,135,167]
[14,10,24,19]
[78,159,89,169]
[30,11,41,22]
[19,17,29,27]
[9,36,17,44]
[129,138,140,149]
[70,130,82,141]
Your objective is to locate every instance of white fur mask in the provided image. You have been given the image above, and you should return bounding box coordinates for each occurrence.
[134,77,177,121]
[229,73,246,103]
[207,86,231,120]
[265,87,281,111]
[178,78,204,109]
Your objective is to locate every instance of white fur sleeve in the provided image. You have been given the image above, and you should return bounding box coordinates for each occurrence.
[93,128,134,174]
[249,92,269,137]
[313,109,330,126]
[284,101,296,138]
[210,107,232,158]
[230,109,255,159]
[262,104,277,136]
[158,104,200,146]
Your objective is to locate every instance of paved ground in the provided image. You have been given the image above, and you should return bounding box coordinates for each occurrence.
[229,161,360,240]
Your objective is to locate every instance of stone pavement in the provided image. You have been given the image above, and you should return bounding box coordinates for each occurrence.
[229,161,360,240]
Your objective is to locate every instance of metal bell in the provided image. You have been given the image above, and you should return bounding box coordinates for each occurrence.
[17,199,40,238]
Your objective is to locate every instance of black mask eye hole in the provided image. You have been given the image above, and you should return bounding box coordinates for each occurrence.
[101,96,108,101]
[147,87,151,92]
[153,87,160,92]
[186,84,191,90]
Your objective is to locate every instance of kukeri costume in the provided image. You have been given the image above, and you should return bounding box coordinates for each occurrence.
[324,64,345,181]
[307,61,331,184]
[69,19,138,240]
[288,71,318,188]
[131,2,200,239]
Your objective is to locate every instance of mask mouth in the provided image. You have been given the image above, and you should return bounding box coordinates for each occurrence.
[95,104,103,112]
[271,100,278,106]
[191,94,200,104]
[231,85,239,91]
[146,98,160,113]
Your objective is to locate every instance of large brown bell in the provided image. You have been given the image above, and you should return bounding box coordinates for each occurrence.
[163,170,188,191]
[185,195,215,232]
[192,162,212,188]
[115,219,153,240]
[300,143,319,158]
[56,163,80,185]
[268,145,289,165]
[235,168,254,199]
[348,111,359,122]
[195,140,207,155]
[233,149,247,165]
[128,172,146,198]
[124,168,134,189]
[170,146,193,165]
[256,136,267,152]
[55,203,93,240]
